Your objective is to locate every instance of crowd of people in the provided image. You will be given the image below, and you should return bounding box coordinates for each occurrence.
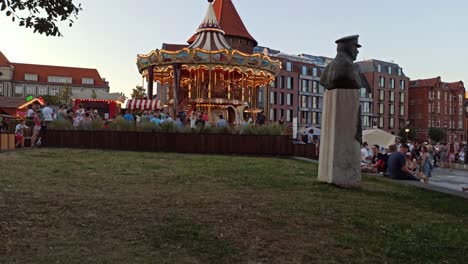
[361,140,467,183]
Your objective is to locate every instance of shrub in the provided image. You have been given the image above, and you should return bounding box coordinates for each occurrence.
[110,117,135,131]
[49,119,73,130]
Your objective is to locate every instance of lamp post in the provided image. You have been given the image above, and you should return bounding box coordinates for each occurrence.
[405,128,410,143]
[464,102,468,164]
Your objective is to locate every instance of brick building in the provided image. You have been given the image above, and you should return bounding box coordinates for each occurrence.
[409,77,466,143]
[0,51,109,99]
[357,60,410,134]
[256,47,375,129]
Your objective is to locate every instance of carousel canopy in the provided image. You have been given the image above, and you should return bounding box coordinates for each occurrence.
[136,1,281,82]
[188,0,231,51]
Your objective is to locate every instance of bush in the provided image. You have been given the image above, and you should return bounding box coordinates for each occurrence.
[110,117,135,131]
[49,119,73,130]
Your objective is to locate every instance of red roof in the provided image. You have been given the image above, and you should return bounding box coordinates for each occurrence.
[162,43,189,51]
[445,81,464,90]
[11,63,108,87]
[410,77,441,87]
[0,51,11,67]
[187,0,257,46]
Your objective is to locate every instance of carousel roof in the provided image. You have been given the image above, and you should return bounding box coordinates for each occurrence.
[187,0,257,46]
[188,1,232,51]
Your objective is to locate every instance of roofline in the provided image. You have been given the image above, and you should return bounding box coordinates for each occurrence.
[12,80,109,88]
[10,62,101,71]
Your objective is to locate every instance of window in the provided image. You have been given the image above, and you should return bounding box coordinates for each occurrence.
[400,93,405,103]
[400,80,405,90]
[389,91,395,102]
[360,88,367,98]
[270,109,276,121]
[279,92,284,105]
[312,97,319,109]
[313,81,319,93]
[286,110,292,122]
[279,76,285,89]
[38,86,48,95]
[286,62,292,72]
[379,90,385,101]
[377,64,382,72]
[312,67,318,77]
[390,79,395,89]
[400,105,405,116]
[301,96,308,108]
[312,112,321,125]
[287,77,293,89]
[437,101,440,113]
[0,84,3,96]
[301,66,307,75]
[379,77,385,88]
[398,68,402,76]
[379,103,384,114]
[388,67,392,75]
[389,117,395,129]
[258,90,263,103]
[26,86,35,95]
[270,79,276,88]
[286,94,293,106]
[48,76,72,84]
[379,117,384,128]
[437,91,440,100]
[15,85,23,95]
[50,87,59,96]
[389,104,395,115]
[301,79,308,92]
[459,119,463,129]
[25,74,38,81]
[270,91,276,104]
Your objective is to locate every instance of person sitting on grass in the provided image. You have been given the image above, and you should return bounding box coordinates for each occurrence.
[387,144,421,181]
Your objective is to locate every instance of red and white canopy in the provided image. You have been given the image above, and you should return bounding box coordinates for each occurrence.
[126,99,161,111]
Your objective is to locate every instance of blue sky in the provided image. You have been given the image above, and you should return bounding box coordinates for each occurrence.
[1,0,467,96]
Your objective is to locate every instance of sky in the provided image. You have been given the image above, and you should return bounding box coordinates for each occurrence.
[1,0,467,97]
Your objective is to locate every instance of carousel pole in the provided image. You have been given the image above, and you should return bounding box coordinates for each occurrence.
[228,71,231,100]
[208,66,212,123]
[147,66,154,100]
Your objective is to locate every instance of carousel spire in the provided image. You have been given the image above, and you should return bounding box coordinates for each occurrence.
[188,0,231,50]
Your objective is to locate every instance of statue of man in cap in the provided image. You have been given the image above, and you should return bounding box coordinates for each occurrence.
[320,35,362,90]
[318,35,362,187]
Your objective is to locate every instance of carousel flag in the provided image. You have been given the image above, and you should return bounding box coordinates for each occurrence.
[126,99,161,111]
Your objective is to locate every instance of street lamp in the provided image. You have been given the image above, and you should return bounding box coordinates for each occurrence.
[464,101,468,164]
[405,128,410,142]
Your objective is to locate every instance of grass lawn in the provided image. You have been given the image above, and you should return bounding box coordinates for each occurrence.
[0,149,467,264]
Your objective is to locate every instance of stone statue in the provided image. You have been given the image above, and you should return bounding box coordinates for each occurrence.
[320,35,362,90]
[318,35,363,187]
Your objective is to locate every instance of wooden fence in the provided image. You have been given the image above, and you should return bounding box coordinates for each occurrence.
[0,133,15,151]
[43,130,318,159]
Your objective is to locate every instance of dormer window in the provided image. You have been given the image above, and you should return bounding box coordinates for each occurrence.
[25,73,38,81]
[82,78,94,85]
[48,76,72,84]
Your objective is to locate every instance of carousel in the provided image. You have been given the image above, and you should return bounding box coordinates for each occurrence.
[136,0,281,124]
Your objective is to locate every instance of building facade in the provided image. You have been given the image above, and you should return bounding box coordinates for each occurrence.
[357,60,410,135]
[409,77,466,143]
[256,47,375,129]
[0,51,109,100]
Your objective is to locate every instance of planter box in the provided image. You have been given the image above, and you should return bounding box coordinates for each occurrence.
[44,130,318,159]
[0,134,15,151]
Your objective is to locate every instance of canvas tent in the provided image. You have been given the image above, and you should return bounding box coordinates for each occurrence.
[362,129,396,148]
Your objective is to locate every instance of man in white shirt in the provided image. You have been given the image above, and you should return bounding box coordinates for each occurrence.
[41,102,55,121]
[361,142,371,164]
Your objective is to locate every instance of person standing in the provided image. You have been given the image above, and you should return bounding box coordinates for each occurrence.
[216,115,227,128]
[15,120,28,148]
[31,110,43,148]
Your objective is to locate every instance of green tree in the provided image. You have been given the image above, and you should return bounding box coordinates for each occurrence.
[1,0,82,37]
[398,127,417,142]
[428,127,444,143]
[58,85,71,105]
[131,86,146,99]
[41,95,61,106]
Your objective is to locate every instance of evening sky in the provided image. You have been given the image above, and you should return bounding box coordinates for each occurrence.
[0,0,466,97]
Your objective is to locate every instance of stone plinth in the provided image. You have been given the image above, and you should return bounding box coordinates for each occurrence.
[318,88,361,187]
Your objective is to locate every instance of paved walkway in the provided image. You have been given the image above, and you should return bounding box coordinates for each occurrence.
[429,167,468,193]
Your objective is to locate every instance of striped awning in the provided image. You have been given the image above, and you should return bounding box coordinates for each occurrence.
[126,99,161,111]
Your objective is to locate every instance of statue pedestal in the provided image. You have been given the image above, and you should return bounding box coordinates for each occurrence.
[318,89,361,187]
